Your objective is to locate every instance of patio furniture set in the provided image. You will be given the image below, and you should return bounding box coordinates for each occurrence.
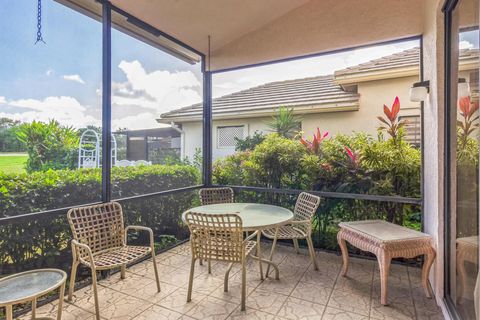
[0,187,437,320]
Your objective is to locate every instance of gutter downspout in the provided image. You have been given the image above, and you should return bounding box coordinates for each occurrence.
[170,122,185,160]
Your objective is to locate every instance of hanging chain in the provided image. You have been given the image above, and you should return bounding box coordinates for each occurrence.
[35,0,46,44]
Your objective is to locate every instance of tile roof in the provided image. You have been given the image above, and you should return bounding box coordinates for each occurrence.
[334,47,479,77]
[159,47,479,122]
[159,75,360,122]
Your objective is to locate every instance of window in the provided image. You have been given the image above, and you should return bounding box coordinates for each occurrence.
[399,115,421,146]
[0,0,102,216]
[445,1,479,318]
[217,126,245,148]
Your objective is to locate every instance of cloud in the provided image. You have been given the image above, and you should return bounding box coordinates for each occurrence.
[0,96,98,128]
[459,40,474,50]
[46,69,54,76]
[63,74,85,84]
[0,96,6,104]
[113,60,201,113]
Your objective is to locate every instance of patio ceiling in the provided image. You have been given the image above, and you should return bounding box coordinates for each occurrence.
[62,0,426,71]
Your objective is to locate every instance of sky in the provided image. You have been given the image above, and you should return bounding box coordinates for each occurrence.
[0,1,475,131]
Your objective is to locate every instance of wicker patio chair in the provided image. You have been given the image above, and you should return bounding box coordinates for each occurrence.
[262,192,321,272]
[185,212,257,311]
[198,187,235,270]
[199,187,234,205]
[67,202,160,320]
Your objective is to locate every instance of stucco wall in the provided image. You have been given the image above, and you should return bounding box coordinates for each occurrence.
[181,117,271,160]
[422,0,446,315]
[303,76,421,137]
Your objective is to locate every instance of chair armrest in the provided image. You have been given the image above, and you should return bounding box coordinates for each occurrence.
[125,225,154,247]
[71,239,95,266]
[290,220,312,235]
[244,230,258,244]
[290,220,311,225]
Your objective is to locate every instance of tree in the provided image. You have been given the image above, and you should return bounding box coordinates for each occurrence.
[0,118,24,152]
[16,120,79,172]
[266,106,302,139]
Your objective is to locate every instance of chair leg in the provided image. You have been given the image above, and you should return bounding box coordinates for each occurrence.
[199,258,203,266]
[91,268,101,320]
[208,259,212,274]
[293,238,300,254]
[241,259,247,311]
[265,228,279,277]
[120,264,126,279]
[256,231,264,280]
[306,236,319,271]
[151,251,161,292]
[187,257,196,302]
[68,261,78,301]
[224,262,234,292]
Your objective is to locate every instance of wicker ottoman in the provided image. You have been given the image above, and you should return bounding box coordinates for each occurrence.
[337,220,436,305]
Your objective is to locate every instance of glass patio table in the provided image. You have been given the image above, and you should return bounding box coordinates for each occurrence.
[183,203,294,279]
[0,268,67,320]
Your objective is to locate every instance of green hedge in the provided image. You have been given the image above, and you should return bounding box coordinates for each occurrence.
[0,164,199,274]
[0,164,199,217]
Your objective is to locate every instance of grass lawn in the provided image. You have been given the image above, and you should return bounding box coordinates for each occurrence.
[0,153,28,174]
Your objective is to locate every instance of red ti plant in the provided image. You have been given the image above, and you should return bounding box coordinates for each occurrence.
[344,146,360,169]
[457,96,479,149]
[377,96,407,144]
[300,127,329,155]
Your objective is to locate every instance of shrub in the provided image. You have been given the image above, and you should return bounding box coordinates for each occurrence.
[234,131,265,151]
[0,164,199,273]
[212,131,422,249]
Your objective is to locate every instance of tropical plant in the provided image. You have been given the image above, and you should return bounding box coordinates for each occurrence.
[16,120,79,172]
[266,106,302,138]
[457,96,479,150]
[344,146,360,169]
[300,127,329,155]
[377,96,407,144]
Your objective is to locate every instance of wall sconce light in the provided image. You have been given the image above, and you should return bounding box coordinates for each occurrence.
[409,80,430,102]
[458,78,470,98]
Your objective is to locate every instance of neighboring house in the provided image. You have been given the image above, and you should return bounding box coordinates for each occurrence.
[120,127,181,163]
[158,47,479,160]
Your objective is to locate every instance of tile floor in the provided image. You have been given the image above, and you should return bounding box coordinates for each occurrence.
[18,242,444,320]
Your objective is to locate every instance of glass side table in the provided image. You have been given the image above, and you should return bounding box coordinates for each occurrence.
[0,269,67,320]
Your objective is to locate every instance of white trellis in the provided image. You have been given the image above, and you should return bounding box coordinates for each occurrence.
[78,129,117,169]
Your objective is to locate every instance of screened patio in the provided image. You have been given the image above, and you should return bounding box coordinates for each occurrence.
[1,0,478,320]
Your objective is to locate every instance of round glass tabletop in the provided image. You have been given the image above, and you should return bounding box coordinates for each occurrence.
[0,269,66,305]
[184,203,293,231]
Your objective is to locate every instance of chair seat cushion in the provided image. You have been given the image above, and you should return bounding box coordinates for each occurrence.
[262,225,307,239]
[81,245,151,269]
